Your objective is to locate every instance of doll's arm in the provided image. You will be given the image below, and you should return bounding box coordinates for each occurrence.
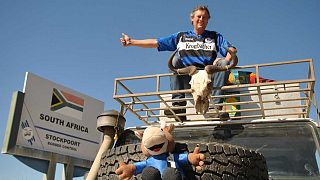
[115,162,136,180]
[188,146,205,171]
[116,160,147,180]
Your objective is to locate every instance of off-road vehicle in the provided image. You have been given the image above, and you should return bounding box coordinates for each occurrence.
[97,59,319,180]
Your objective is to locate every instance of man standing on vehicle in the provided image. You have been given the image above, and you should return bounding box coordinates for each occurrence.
[120,5,237,120]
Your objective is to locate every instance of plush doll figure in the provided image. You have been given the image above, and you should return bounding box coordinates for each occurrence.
[115,123,205,180]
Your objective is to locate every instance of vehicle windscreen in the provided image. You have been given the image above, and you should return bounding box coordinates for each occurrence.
[173,122,320,178]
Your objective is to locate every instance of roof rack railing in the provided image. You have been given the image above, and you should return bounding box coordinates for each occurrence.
[113,59,319,125]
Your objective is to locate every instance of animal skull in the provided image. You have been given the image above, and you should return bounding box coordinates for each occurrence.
[189,70,212,114]
[167,47,238,115]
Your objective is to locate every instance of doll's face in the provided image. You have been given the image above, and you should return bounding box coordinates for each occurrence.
[142,127,168,155]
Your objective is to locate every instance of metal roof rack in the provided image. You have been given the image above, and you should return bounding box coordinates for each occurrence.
[113,59,319,126]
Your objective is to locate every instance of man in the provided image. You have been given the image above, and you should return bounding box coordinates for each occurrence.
[120,5,237,120]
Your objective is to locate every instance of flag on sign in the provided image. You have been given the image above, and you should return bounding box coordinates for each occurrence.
[50,88,84,120]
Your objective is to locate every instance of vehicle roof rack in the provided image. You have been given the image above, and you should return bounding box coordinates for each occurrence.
[113,59,319,126]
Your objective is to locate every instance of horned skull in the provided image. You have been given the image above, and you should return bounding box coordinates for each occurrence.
[168,47,238,114]
[189,70,212,114]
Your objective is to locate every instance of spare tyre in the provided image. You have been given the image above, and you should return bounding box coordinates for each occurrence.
[98,142,268,180]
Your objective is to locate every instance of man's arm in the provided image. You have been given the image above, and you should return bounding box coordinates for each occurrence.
[120,33,159,48]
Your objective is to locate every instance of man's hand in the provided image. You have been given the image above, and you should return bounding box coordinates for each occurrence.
[188,146,205,172]
[120,33,131,46]
[115,162,136,180]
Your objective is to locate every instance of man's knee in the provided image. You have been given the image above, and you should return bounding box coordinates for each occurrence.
[215,58,229,66]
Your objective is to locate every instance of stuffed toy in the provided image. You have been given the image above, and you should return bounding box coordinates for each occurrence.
[115,123,205,180]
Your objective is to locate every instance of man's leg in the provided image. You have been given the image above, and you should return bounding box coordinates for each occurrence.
[170,53,190,106]
[167,52,189,121]
[212,58,230,104]
[211,59,230,119]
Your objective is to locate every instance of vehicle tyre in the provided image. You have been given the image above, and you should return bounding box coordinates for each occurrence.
[98,142,268,180]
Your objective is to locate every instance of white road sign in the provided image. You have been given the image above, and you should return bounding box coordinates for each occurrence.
[16,72,103,161]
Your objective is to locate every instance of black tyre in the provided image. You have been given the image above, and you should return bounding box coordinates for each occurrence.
[98,142,268,180]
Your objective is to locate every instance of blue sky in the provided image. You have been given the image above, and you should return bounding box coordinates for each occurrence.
[0,0,319,179]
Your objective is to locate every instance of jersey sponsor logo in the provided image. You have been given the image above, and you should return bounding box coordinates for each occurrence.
[183,37,194,41]
[205,38,214,43]
[178,41,216,51]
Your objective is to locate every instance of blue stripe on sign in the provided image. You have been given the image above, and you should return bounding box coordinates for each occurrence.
[34,126,99,144]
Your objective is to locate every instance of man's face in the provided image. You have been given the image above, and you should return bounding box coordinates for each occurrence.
[191,10,209,32]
